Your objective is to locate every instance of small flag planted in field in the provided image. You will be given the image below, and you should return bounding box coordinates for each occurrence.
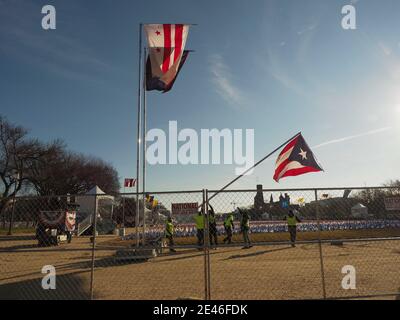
[124,178,136,188]
[273,133,323,182]
[297,197,305,203]
[145,194,158,208]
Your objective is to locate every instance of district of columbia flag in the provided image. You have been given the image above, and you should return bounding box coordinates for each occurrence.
[147,50,189,92]
[144,24,190,91]
[273,133,323,182]
[124,178,136,188]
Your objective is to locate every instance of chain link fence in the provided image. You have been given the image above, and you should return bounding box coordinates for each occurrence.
[1,187,399,300]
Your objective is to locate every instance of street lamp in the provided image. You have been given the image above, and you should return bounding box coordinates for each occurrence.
[7,170,20,236]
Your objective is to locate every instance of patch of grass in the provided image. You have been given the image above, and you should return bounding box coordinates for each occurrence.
[0,228,35,235]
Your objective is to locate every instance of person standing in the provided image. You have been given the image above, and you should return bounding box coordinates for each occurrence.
[165,217,176,252]
[284,210,301,247]
[238,207,252,249]
[208,204,218,248]
[195,211,205,250]
[223,212,234,244]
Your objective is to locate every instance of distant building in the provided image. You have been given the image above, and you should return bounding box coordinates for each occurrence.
[254,184,268,213]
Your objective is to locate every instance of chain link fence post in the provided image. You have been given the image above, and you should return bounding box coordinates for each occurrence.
[7,190,17,235]
[315,189,327,299]
[90,194,98,300]
[202,189,208,300]
[122,193,126,228]
[205,189,211,300]
[135,192,140,248]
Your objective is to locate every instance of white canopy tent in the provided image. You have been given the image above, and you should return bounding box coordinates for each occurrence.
[76,186,114,218]
[351,203,369,218]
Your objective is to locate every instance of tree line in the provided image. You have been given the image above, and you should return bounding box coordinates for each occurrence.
[0,115,119,216]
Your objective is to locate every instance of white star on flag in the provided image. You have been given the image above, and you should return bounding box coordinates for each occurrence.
[299,148,307,160]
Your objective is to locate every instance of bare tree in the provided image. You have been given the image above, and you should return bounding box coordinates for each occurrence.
[0,116,44,215]
[27,147,120,196]
[1,115,120,212]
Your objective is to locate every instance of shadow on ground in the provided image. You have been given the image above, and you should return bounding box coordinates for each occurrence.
[0,272,91,300]
[225,246,293,260]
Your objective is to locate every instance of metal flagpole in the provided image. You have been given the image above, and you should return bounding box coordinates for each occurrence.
[122,185,125,228]
[315,189,327,299]
[206,132,301,204]
[135,23,143,248]
[142,47,147,245]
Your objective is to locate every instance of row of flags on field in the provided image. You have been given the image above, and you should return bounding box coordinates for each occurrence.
[129,24,324,186]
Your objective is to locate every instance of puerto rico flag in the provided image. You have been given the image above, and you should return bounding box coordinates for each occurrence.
[144,24,190,92]
[273,133,323,182]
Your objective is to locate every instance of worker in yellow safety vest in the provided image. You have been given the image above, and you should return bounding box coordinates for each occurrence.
[284,210,302,247]
[165,217,176,252]
[238,207,252,249]
[223,212,234,244]
[195,211,205,250]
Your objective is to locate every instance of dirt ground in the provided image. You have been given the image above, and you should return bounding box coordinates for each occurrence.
[1,232,399,300]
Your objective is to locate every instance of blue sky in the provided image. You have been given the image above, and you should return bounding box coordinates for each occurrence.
[0,0,399,192]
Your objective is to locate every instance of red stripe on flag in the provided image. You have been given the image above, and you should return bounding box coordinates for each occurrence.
[278,134,300,158]
[279,166,321,180]
[124,178,136,187]
[273,159,291,182]
[162,24,172,73]
[174,24,183,63]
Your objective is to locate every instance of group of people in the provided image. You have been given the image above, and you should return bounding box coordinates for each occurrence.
[164,205,302,252]
[192,205,252,250]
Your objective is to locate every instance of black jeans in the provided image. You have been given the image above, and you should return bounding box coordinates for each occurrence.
[209,224,218,245]
[288,225,297,244]
[66,231,72,243]
[224,227,233,244]
[166,234,174,247]
[197,229,204,246]
[242,228,251,246]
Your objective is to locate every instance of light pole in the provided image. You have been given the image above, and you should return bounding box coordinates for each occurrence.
[7,171,20,236]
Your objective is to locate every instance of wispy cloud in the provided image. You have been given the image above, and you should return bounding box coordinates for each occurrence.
[256,14,320,98]
[356,31,400,81]
[313,127,392,149]
[261,48,309,97]
[0,1,118,83]
[297,23,318,36]
[209,54,244,108]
